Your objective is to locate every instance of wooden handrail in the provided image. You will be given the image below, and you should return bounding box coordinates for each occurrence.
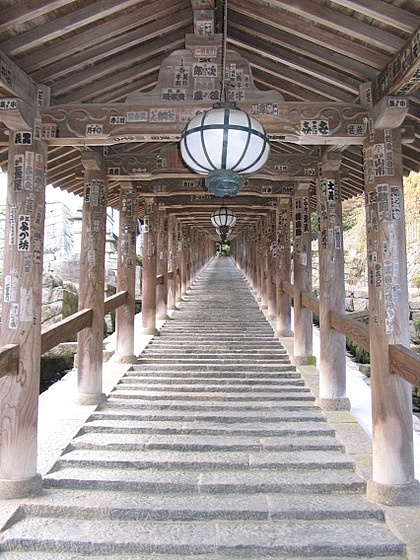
[389,344,420,388]
[330,310,370,353]
[0,344,19,378]
[104,290,128,315]
[302,292,320,315]
[41,308,93,355]
[281,280,294,297]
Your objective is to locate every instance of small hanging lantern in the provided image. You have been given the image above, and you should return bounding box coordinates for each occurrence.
[211,205,236,242]
[180,104,270,197]
[211,205,237,229]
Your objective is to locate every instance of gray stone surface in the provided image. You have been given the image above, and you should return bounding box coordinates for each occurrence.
[0,258,415,558]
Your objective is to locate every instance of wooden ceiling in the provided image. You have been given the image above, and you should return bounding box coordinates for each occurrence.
[0,0,419,239]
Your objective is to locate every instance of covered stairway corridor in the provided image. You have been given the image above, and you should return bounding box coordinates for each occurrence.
[0,257,418,558]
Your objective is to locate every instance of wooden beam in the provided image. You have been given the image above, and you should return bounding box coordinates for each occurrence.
[1,0,143,56]
[230,0,389,69]
[266,0,404,53]
[282,280,294,297]
[330,0,420,34]
[0,50,37,103]
[0,0,78,35]
[41,309,93,355]
[42,101,368,146]
[104,290,128,315]
[330,310,370,353]
[372,26,420,101]
[389,344,420,387]
[301,292,320,316]
[23,0,183,75]
[0,344,19,378]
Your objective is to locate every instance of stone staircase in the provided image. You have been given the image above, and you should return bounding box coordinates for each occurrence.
[0,258,406,558]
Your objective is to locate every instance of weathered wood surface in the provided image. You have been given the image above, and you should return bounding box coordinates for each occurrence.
[389,344,420,388]
[330,310,370,353]
[104,291,128,315]
[301,292,320,316]
[41,309,93,355]
[282,280,294,297]
[0,344,19,378]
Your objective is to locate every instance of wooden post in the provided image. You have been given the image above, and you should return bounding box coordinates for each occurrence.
[167,215,176,311]
[114,184,137,363]
[266,211,276,320]
[0,119,47,498]
[156,209,168,320]
[363,126,418,505]
[141,199,159,335]
[180,225,187,298]
[316,155,350,411]
[175,221,182,306]
[292,184,314,365]
[275,198,293,337]
[77,150,107,405]
[260,218,268,311]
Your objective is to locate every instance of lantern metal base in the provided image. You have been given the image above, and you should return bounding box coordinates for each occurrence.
[205,170,244,197]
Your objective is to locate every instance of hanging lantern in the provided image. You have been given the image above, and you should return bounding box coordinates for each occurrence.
[211,206,237,229]
[180,104,270,197]
[212,206,236,243]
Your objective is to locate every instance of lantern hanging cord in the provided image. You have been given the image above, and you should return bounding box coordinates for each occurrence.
[220,0,228,102]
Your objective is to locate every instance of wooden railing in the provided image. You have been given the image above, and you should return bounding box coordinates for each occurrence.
[2,280,418,388]
[279,279,419,387]
[0,290,129,378]
[296,288,420,387]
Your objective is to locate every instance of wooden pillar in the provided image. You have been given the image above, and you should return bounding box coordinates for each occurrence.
[292,184,314,365]
[275,198,293,337]
[156,209,168,320]
[114,184,137,362]
[316,155,350,411]
[180,225,187,297]
[141,199,159,335]
[259,221,267,306]
[167,215,177,311]
[267,210,277,320]
[0,121,47,498]
[77,150,107,405]
[363,126,418,505]
[245,229,253,285]
[260,218,268,310]
[175,221,182,306]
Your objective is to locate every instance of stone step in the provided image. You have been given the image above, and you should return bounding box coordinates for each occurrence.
[110,389,313,401]
[92,406,323,422]
[80,422,336,441]
[43,466,366,494]
[73,430,343,449]
[128,369,298,378]
[120,375,302,385]
[139,352,290,360]
[0,553,405,560]
[143,348,288,355]
[0,516,403,557]
[56,448,354,471]
[0,259,405,559]
[100,397,317,411]
[118,380,305,391]
[18,489,384,522]
[130,363,297,372]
